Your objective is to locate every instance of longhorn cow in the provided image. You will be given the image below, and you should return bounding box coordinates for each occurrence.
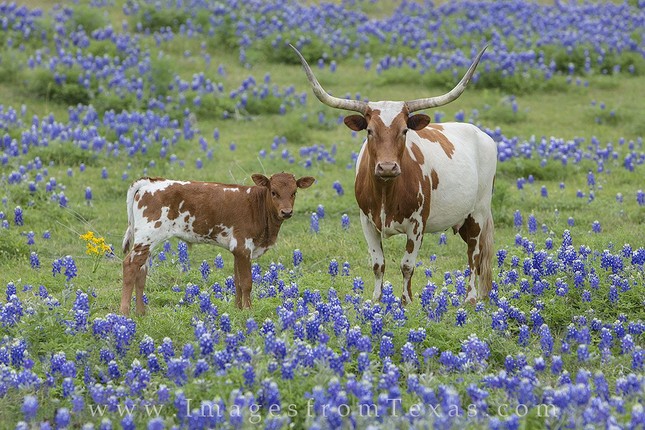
[292,45,496,305]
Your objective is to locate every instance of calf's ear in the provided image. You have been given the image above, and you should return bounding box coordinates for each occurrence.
[252,174,270,188]
[296,176,315,189]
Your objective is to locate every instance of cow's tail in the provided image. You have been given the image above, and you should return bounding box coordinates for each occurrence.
[479,213,495,300]
[123,179,148,254]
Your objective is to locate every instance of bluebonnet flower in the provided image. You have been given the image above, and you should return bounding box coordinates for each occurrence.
[513,210,522,229]
[310,213,319,233]
[178,242,189,272]
[633,347,643,370]
[341,213,349,230]
[539,324,553,356]
[199,260,210,281]
[401,342,419,367]
[332,181,344,196]
[220,313,231,333]
[541,186,548,197]
[456,308,467,326]
[328,259,338,277]
[621,334,634,354]
[341,261,350,276]
[22,395,38,421]
[55,408,71,428]
[407,327,426,344]
[379,335,394,358]
[352,277,364,294]
[214,254,224,269]
[158,337,174,362]
[637,190,645,206]
[577,344,589,362]
[491,309,507,332]
[528,214,537,234]
[592,220,601,233]
[568,217,575,227]
[85,187,92,205]
[497,249,507,268]
[14,206,24,226]
[609,286,619,303]
[316,204,325,219]
[518,324,530,346]
[29,251,40,269]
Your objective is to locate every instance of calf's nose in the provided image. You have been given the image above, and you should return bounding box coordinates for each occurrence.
[280,209,293,219]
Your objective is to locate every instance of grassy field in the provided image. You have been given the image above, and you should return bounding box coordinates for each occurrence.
[0,0,644,429]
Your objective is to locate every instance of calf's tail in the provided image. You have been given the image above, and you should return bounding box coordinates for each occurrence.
[123,179,147,254]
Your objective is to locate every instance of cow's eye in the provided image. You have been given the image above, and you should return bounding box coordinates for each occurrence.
[402,128,409,135]
[291,192,296,198]
[271,191,278,198]
[367,129,373,137]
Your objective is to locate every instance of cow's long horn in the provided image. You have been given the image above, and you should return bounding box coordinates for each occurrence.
[406,45,488,113]
[290,44,368,114]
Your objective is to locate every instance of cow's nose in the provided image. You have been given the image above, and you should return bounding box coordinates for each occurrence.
[280,209,293,219]
[376,162,400,178]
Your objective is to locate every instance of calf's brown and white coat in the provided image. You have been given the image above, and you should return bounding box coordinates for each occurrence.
[121,173,314,315]
[292,45,496,305]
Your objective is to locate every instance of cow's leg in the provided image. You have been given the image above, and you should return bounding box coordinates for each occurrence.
[458,212,494,304]
[233,251,253,309]
[401,231,424,306]
[360,213,385,302]
[121,244,150,316]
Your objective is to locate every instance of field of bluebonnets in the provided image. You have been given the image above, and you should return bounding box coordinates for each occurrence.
[1,0,645,428]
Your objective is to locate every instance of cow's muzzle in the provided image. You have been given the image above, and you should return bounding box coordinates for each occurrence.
[375,162,401,179]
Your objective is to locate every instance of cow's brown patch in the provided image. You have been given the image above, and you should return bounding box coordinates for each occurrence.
[410,142,425,165]
[430,169,439,190]
[417,125,455,159]
[458,215,482,273]
[406,238,415,254]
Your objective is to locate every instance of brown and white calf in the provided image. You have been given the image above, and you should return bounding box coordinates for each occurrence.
[121,173,315,315]
[292,45,496,305]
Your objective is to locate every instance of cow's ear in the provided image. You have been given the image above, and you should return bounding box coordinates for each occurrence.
[252,174,270,188]
[407,114,431,131]
[344,115,367,131]
[296,176,315,189]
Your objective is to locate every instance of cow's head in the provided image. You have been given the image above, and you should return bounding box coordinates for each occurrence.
[291,45,487,180]
[252,172,315,220]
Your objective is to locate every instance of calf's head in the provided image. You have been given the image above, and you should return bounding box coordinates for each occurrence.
[252,172,315,220]
[291,44,487,181]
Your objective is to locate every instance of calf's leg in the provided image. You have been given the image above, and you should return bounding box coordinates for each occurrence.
[233,252,253,309]
[121,244,150,316]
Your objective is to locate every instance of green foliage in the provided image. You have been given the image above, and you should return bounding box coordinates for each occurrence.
[207,16,240,52]
[29,141,99,167]
[0,232,29,261]
[258,36,330,65]
[133,5,190,33]
[0,50,22,84]
[92,92,137,114]
[66,5,109,33]
[25,69,91,106]
[149,56,175,97]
